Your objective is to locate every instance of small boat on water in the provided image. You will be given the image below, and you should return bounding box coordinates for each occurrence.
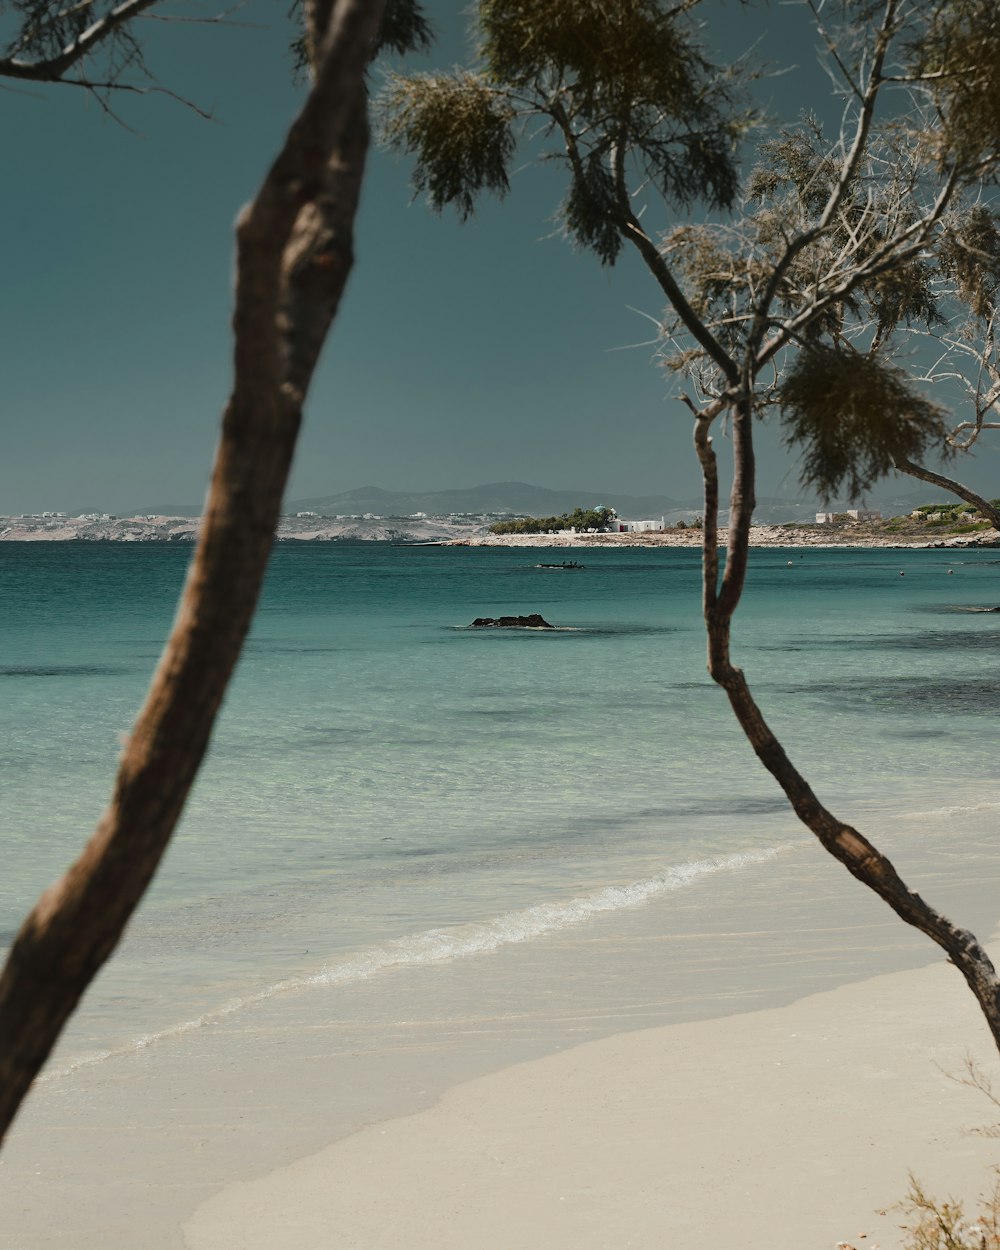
[536,560,585,570]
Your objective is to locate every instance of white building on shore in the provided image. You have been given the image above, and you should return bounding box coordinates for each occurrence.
[616,517,666,533]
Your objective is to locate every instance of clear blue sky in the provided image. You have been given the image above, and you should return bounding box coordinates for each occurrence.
[2,0,996,514]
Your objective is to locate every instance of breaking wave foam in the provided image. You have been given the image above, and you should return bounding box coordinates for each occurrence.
[44,847,779,1081]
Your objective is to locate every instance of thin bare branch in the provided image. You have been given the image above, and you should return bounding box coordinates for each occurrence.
[57,75,216,117]
[747,0,900,365]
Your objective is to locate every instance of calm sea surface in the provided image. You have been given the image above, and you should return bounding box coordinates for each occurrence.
[3,541,1000,1067]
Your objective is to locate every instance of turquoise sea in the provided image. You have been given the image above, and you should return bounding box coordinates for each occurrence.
[3,540,1000,1074]
[6,539,1000,1247]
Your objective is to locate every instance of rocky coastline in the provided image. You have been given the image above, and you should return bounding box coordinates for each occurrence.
[0,513,488,544]
[2,513,997,549]
[451,525,1000,550]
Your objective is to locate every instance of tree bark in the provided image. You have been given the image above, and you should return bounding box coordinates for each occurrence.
[696,397,1000,1055]
[894,456,1000,531]
[0,0,386,1146]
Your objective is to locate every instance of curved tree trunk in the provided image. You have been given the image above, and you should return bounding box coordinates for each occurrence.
[695,400,1000,1055]
[0,0,386,1146]
[894,456,1000,531]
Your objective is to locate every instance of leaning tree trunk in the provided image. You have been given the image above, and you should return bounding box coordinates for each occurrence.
[0,0,387,1145]
[693,396,1000,1054]
[894,455,1000,531]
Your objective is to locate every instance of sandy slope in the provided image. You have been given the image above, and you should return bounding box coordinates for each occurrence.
[185,950,1000,1250]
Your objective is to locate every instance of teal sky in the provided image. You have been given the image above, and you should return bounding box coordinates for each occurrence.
[2,1,996,514]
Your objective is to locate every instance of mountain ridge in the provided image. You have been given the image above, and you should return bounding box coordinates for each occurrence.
[128,480,969,522]
[285,481,681,518]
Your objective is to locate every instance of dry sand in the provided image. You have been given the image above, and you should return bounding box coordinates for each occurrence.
[184,949,1000,1250]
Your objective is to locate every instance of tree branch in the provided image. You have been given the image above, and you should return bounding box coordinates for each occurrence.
[0,0,160,81]
[712,658,1000,1055]
[693,407,721,612]
[747,0,899,366]
[893,456,1000,530]
[699,392,1000,1060]
[621,211,739,384]
[756,165,960,375]
[715,391,755,621]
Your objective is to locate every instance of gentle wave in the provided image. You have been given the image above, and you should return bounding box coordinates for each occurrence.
[43,847,780,1081]
[904,800,1000,819]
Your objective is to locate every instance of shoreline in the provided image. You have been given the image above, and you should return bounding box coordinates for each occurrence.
[450,525,1000,550]
[6,814,1000,1249]
[185,948,1000,1250]
[2,513,997,549]
[5,539,1000,1246]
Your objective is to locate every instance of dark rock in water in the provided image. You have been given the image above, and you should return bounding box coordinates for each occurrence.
[469,614,554,629]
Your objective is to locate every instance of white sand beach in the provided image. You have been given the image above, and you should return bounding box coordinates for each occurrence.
[5,815,1000,1245]
[184,950,1000,1250]
[7,814,1000,1250]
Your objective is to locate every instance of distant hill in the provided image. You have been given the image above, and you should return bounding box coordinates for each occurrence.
[287,481,681,517]
[126,481,974,524]
[127,503,205,518]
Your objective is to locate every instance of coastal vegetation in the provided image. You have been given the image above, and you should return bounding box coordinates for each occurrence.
[381,0,1000,1056]
[808,500,1000,539]
[880,501,1000,537]
[488,506,614,535]
[899,1176,1000,1250]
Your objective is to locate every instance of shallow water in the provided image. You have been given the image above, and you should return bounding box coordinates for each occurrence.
[2,541,999,1069]
[5,541,1000,1248]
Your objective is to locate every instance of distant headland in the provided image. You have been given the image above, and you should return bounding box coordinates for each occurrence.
[1,483,996,548]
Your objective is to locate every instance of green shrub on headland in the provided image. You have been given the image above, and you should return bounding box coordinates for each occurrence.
[489,506,616,535]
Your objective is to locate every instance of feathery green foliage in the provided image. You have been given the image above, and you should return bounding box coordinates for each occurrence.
[868,255,941,339]
[479,0,724,124]
[376,0,433,57]
[287,0,432,80]
[938,206,1000,320]
[714,117,952,350]
[914,0,1000,176]
[379,71,515,219]
[746,121,838,217]
[779,347,950,500]
[479,0,746,223]
[290,0,433,81]
[489,506,615,534]
[378,0,746,261]
[561,153,623,265]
